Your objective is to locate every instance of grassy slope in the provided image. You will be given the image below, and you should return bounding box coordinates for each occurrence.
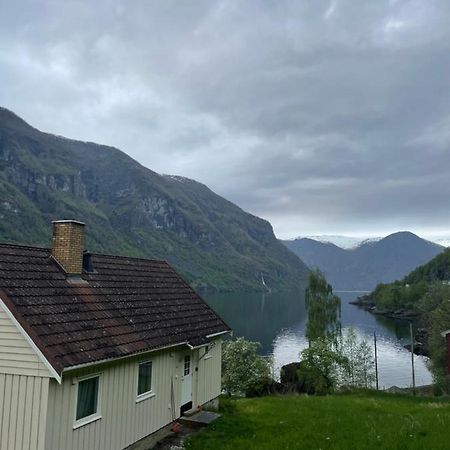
[186,393,450,450]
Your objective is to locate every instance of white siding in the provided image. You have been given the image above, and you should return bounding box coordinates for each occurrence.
[46,349,180,450]
[0,306,50,378]
[195,339,222,406]
[0,373,49,450]
[45,341,223,450]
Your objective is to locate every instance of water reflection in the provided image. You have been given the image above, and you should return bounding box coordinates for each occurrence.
[205,291,307,353]
[205,290,433,388]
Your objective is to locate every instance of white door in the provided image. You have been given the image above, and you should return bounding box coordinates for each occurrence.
[180,354,192,407]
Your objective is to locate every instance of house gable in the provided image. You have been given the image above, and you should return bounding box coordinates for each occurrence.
[0,301,53,378]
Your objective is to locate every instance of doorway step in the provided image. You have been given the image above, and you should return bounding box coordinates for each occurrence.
[179,410,221,428]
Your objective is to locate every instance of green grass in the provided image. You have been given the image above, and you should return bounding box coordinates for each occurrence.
[186,392,450,450]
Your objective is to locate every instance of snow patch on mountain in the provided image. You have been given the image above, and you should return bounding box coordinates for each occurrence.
[295,235,382,249]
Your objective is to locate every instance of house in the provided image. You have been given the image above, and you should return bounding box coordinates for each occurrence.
[0,220,230,450]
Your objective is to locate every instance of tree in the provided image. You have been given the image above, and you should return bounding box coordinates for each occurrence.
[298,338,348,394]
[305,270,341,346]
[222,337,272,397]
[420,284,450,393]
[339,328,375,389]
[298,329,375,394]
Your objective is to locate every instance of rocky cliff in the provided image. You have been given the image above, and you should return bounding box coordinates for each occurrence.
[0,107,309,292]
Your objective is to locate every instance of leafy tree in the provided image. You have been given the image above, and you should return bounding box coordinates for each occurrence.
[339,328,375,389]
[298,329,375,394]
[305,270,341,346]
[420,284,450,393]
[298,338,348,394]
[222,337,271,397]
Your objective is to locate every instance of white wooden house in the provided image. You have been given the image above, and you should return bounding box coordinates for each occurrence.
[0,220,230,450]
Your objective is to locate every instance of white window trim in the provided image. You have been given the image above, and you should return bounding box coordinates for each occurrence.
[73,373,103,429]
[136,360,155,403]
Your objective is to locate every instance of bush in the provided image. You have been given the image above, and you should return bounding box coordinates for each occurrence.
[298,339,347,395]
[297,329,375,394]
[222,337,272,397]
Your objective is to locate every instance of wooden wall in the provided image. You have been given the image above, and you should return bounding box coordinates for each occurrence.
[0,307,49,377]
[45,339,222,450]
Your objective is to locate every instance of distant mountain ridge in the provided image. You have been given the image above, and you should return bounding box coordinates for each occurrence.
[282,232,444,291]
[296,235,382,249]
[297,234,450,250]
[0,106,309,292]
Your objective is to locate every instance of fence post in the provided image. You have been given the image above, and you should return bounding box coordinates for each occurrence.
[374,331,379,390]
[410,322,416,395]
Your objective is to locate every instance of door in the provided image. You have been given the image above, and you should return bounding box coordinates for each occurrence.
[180,353,193,413]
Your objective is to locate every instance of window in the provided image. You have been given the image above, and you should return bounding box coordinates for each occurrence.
[184,355,190,376]
[74,375,101,428]
[137,361,154,401]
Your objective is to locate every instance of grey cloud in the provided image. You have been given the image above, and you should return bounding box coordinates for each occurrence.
[1,0,450,238]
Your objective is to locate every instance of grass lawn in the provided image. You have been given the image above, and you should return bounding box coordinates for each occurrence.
[185,391,450,450]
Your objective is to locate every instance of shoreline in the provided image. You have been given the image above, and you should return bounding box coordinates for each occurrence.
[349,296,429,356]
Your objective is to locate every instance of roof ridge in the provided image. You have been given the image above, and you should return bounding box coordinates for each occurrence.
[89,251,168,265]
[0,242,50,251]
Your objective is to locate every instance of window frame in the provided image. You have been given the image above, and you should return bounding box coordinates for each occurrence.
[73,373,103,429]
[136,360,155,403]
[183,354,191,376]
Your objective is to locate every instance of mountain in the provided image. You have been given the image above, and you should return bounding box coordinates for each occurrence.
[403,248,450,285]
[297,235,382,249]
[282,232,444,291]
[360,247,450,318]
[0,107,309,292]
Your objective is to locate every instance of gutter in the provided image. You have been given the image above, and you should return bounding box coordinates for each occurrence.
[62,341,191,374]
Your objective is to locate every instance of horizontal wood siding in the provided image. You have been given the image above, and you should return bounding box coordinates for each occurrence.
[0,307,50,377]
[0,373,49,450]
[195,339,222,406]
[45,349,183,450]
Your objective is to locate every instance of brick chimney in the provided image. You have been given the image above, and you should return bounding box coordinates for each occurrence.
[51,220,85,275]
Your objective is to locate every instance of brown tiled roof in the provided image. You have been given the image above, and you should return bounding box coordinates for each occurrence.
[0,244,230,375]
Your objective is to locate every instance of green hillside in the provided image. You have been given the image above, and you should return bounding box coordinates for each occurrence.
[366,248,450,311]
[0,107,309,292]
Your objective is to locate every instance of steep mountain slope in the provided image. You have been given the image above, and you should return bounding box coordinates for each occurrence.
[282,232,443,291]
[0,107,309,292]
[360,248,450,314]
[403,248,450,285]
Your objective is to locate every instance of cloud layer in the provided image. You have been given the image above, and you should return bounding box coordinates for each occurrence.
[1,0,450,238]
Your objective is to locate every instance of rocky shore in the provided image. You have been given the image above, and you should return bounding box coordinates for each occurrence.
[349,295,428,356]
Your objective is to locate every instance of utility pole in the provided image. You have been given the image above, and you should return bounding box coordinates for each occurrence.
[410,322,416,396]
[374,331,379,390]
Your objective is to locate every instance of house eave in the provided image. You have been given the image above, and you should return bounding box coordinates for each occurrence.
[206,330,232,339]
[63,331,231,374]
[61,341,191,374]
[0,296,62,383]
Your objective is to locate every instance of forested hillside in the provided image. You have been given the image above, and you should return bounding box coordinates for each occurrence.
[0,107,309,292]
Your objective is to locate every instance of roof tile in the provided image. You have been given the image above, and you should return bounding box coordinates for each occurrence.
[0,244,230,374]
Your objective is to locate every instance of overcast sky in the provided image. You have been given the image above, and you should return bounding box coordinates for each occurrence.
[1,1,450,239]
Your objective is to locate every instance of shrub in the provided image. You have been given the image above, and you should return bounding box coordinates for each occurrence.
[222,337,272,397]
[298,338,348,395]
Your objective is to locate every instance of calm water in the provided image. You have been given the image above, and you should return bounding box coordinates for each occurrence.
[204,290,433,389]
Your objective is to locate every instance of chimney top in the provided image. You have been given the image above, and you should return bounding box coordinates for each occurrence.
[51,220,85,275]
[52,219,85,226]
